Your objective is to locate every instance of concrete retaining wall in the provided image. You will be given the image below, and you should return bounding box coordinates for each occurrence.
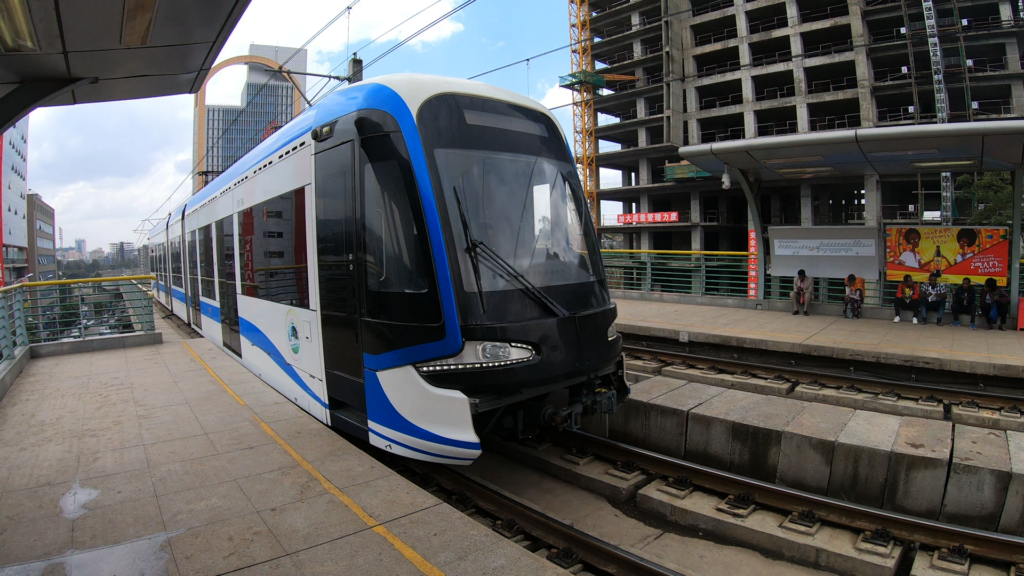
[611,376,1022,533]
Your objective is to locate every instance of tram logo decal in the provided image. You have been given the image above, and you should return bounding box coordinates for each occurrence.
[285,310,302,360]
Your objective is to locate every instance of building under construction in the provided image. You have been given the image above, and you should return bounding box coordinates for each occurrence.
[579,0,1024,252]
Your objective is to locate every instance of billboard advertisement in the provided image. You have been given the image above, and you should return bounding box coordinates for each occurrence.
[885,226,1009,285]
[768,226,880,280]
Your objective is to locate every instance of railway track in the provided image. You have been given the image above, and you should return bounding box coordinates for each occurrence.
[547,430,1024,565]
[623,341,1024,411]
[404,428,1024,575]
[413,462,686,576]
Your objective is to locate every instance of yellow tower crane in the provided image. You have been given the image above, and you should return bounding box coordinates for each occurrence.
[561,0,636,228]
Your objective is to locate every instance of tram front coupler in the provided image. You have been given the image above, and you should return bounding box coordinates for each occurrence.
[541,384,618,431]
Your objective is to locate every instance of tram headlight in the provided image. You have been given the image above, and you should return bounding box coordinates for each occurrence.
[479,342,511,361]
[607,324,618,341]
[415,341,535,373]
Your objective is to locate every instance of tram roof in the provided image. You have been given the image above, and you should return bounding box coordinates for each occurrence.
[172,74,558,224]
[677,121,1024,180]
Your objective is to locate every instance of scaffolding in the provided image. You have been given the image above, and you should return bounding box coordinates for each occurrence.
[562,0,638,228]
[565,0,598,227]
[921,0,955,225]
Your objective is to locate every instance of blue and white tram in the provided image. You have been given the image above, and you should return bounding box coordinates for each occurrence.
[149,75,625,464]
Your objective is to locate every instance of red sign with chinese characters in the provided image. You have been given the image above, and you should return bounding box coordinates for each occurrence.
[616,212,680,224]
[747,229,758,299]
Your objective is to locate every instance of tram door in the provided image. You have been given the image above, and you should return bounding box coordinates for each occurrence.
[314,139,366,434]
[187,230,202,330]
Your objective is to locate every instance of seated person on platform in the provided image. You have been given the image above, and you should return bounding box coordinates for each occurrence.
[919,272,948,326]
[791,269,813,316]
[843,274,865,319]
[951,278,976,330]
[893,274,920,324]
[980,278,1011,331]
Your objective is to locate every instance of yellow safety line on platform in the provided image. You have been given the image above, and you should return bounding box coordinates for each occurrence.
[253,415,445,576]
[179,341,444,575]
[181,342,246,406]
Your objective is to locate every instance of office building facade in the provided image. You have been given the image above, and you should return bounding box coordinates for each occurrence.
[27,193,56,281]
[2,118,29,285]
[197,44,307,190]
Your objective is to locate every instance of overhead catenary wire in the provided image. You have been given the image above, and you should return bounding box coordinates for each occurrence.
[311,0,479,106]
[139,0,481,245]
[466,44,570,80]
[308,0,446,102]
[137,0,364,241]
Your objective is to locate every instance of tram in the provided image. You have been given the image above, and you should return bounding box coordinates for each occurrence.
[149,74,625,464]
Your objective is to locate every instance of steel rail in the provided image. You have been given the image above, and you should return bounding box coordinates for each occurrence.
[554,431,1024,563]
[622,342,1024,406]
[422,463,687,576]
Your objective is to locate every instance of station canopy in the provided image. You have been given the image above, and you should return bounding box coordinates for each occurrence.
[677,120,1024,180]
[0,0,251,130]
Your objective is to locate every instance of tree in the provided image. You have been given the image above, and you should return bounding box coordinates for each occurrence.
[955,172,1013,226]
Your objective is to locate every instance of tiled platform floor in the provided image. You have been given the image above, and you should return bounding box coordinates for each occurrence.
[615,298,1024,378]
[0,315,563,576]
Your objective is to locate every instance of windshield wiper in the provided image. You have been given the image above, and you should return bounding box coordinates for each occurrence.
[451,186,487,312]
[470,239,569,318]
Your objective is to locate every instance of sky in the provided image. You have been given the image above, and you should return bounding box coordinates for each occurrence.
[25,0,604,250]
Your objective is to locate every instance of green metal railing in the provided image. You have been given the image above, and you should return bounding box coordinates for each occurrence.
[601,250,751,297]
[765,276,893,306]
[0,275,156,361]
[602,251,1021,309]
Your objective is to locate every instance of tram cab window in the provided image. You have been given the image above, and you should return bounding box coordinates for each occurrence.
[170,237,183,288]
[360,132,440,325]
[237,188,309,308]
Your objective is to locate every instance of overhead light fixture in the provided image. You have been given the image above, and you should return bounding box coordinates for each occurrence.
[0,0,38,53]
[910,160,977,169]
[762,156,824,165]
[869,149,938,157]
[775,167,839,175]
[122,0,160,47]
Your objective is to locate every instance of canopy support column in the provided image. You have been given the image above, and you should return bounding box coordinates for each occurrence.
[733,167,764,301]
[1011,170,1022,321]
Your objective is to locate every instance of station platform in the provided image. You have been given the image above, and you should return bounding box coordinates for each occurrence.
[0,314,563,576]
[613,297,1024,378]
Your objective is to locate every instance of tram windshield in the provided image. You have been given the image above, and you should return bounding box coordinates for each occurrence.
[419,94,608,323]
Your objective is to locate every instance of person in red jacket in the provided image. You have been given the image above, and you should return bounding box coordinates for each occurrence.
[893,274,921,324]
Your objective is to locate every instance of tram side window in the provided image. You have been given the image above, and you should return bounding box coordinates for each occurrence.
[171,237,183,288]
[361,133,441,325]
[198,225,215,299]
[216,215,242,357]
[159,244,167,287]
[237,188,309,308]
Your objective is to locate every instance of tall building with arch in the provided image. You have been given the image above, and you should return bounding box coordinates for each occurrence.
[196,45,307,191]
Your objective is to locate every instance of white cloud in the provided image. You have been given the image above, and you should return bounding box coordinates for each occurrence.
[207,0,467,105]
[539,82,572,109]
[45,154,191,248]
